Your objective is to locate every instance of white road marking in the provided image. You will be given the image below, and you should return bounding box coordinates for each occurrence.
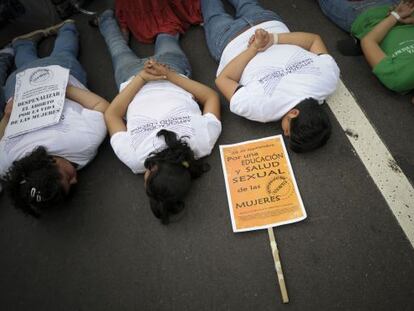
[327,80,414,248]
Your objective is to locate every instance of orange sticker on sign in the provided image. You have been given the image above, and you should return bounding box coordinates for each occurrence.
[220,136,306,232]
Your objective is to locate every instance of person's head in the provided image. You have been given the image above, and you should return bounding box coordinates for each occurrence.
[144,130,209,225]
[5,146,77,216]
[281,98,332,153]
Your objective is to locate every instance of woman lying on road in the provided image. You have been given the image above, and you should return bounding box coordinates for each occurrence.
[0,21,109,216]
[98,10,222,225]
[201,0,340,152]
[318,0,414,94]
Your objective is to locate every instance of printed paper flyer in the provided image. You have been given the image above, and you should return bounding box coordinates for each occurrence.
[220,135,306,232]
[6,65,69,138]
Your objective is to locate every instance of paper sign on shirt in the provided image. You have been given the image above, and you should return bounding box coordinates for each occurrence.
[6,65,69,138]
[220,135,306,232]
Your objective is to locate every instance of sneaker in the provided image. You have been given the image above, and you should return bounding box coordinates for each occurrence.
[12,19,75,44]
[89,10,113,28]
[0,44,14,56]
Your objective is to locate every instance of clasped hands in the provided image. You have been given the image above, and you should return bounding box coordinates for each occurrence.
[138,59,172,82]
[248,28,274,52]
[392,0,414,24]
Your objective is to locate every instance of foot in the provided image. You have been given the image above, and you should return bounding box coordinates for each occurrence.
[43,19,75,36]
[88,15,99,28]
[12,19,75,44]
[88,9,114,28]
[0,44,14,56]
[337,37,362,56]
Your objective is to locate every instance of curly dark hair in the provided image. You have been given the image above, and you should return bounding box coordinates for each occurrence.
[144,130,209,225]
[289,98,332,153]
[5,146,65,216]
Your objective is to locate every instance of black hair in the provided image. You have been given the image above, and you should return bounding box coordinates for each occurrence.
[5,146,65,216]
[144,129,209,225]
[288,98,332,153]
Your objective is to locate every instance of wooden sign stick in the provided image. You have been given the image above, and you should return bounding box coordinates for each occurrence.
[267,227,289,303]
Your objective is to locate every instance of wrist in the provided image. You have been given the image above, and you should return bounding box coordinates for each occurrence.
[137,73,147,83]
[165,70,174,80]
[390,11,401,21]
[248,45,260,53]
[272,33,279,45]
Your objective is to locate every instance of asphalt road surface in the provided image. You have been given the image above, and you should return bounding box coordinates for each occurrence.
[0,0,413,310]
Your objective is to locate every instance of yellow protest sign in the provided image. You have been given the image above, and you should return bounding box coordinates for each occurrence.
[220,135,306,232]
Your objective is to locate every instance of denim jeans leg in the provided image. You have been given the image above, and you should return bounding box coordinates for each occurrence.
[0,53,13,87]
[318,0,399,32]
[12,39,39,69]
[201,0,238,61]
[228,0,283,24]
[154,34,191,77]
[0,53,13,118]
[51,23,79,58]
[99,10,145,88]
[49,23,87,85]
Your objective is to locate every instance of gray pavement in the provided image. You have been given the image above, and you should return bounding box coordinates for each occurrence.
[0,0,414,310]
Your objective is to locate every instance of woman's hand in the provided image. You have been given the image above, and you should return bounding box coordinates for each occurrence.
[143,59,171,78]
[395,0,414,20]
[138,68,167,83]
[248,29,273,52]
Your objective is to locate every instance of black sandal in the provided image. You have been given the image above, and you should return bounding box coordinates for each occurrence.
[337,37,363,56]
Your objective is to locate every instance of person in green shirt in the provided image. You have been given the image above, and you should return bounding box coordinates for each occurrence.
[318,0,414,94]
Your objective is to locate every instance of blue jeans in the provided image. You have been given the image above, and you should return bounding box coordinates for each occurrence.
[0,52,14,119]
[4,23,87,100]
[318,0,399,32]
[98,10,191,88]
[201,0,283,61]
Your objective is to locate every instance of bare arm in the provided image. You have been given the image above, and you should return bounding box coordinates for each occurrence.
[215,29,270,101]
[0,99,12,140]
[104,70,166,136]
[66,85,110,113]
[0,115,9,140]
[215,47,258,102]
[104,73,146,136]
[277,32,328,55]
[145,60,221,120]
[361,1,414,67]
[217,30,329,102]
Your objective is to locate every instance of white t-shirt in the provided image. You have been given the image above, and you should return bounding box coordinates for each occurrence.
[217,21,340,123]
[110,78,222,174]
[0,76,107,176]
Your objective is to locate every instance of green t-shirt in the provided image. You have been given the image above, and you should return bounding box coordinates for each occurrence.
[351,5,414,93]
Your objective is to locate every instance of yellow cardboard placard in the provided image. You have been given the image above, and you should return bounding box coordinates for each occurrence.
[220,136,306,232]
